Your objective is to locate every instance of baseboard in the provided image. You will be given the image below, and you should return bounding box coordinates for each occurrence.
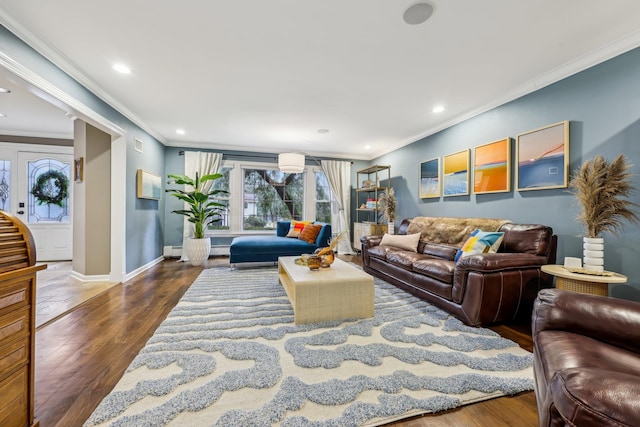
[163,245,230,258]
[124,256,165,282]
[70,271,112,282]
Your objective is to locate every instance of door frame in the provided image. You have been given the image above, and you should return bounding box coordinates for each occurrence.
[0,52,127,282]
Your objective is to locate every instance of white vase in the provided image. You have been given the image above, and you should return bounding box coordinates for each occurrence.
[388,222,395,235]
[186,237,211,266]
[583,237,604,271]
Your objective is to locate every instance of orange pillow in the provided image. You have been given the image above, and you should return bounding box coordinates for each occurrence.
[286,220,312,238]
[298,224,322,244]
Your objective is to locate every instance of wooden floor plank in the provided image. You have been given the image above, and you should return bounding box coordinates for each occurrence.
[34,256,538,427]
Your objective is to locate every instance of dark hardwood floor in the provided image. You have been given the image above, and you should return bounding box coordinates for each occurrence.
[34,255,538,427]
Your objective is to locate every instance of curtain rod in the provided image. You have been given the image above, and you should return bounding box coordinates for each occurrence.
[177,150,352,164]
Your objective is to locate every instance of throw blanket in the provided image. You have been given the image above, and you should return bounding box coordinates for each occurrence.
[406,216,512,246]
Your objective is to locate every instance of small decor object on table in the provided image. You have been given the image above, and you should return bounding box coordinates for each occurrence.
[307,255,321,270]
[569,154,639,272]
[312,231,345,267]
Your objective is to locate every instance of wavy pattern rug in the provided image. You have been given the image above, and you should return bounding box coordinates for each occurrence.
[85,267,534,426]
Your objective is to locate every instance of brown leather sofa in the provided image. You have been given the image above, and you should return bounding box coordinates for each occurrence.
[532,288,640,426]
[361,216,557,326]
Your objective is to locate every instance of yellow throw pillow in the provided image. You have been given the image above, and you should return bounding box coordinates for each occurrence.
[286,220,312,238]
[298,224,322,244]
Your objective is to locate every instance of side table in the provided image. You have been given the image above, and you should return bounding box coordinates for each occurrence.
[541,264,627,296]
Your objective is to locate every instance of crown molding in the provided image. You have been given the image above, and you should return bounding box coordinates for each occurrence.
[163,139,370,161]
[0,11,163,142]
[0,50,126,138]
[372,30,640,160]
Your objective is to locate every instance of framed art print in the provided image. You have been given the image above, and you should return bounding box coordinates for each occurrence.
[443,149,470,196]
[137,169,162,200]
[516,121,569,191]
[419,157,440,198]
[473,138,511,194]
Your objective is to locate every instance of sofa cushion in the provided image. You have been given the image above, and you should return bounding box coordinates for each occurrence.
[413,259,456,284]
[386,250,424,269]
[380,232,421,252]
[407,216,511,246]
[298,223,322,244]
[420,242,458,260]
[367,245,391,260]
[455,229,504,262]
[286,220,312,237]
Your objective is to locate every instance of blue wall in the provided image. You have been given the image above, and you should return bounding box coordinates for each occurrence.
[372,47,640,301]
[1,25,166,274]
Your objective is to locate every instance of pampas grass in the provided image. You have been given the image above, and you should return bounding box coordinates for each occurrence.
[569,154,639,238]
[378,187,396,223]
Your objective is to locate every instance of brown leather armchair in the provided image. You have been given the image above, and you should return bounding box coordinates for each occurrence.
[532,288,640,426]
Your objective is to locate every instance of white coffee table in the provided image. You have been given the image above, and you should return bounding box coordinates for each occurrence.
[278,256,374,324]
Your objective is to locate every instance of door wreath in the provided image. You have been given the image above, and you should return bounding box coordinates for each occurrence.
[31,169,69,207]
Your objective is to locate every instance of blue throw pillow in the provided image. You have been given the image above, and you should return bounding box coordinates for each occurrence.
[455,229,504,262]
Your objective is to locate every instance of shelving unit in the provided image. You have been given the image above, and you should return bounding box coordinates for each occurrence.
[354,165,391,250]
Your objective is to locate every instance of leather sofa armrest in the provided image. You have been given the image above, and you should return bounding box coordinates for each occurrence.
[456,252,547,272]
[533,288,640,354]
[361,235,382,250]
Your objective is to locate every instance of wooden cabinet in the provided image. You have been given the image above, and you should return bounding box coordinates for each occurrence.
[0,212,45,427]
[353,222,387,251]
[355,165,391,250]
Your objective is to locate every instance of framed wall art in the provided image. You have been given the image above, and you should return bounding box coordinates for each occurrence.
[473,138,511,194]
[137,169,162,200]
[443,149,470,196]
[419,157,440,198]
[516,120,569,191]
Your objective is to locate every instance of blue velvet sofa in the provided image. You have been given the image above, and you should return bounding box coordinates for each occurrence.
[229,221,332,265]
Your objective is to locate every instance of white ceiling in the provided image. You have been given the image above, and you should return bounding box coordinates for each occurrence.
[1,1,640,159]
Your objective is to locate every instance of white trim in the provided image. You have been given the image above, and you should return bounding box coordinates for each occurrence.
[69,271,111,282]
[123,256,164,282]
[0,14,164,144]
[0,51,125,138]
[110,135,127,282]
[0,51,128,283]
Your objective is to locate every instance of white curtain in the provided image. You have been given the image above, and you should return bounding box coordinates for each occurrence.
[179,151,223,262]
[320,160,354,254]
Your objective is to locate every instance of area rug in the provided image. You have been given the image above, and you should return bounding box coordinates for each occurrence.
[84,267,534,427]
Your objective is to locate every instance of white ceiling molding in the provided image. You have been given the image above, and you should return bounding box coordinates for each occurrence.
[0,10,156,141]
[0,50,125,138]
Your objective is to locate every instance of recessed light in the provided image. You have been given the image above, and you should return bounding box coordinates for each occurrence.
[113,63,131,74]
[365,145,372,150]
[0,113,6,117]
[403,2,434,25]
[0,87,10,93]
[432,105,445,113]
[317,129,329,134]
[176,129,186,135]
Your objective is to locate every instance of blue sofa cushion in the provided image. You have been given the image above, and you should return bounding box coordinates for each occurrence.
[230,221,332,264]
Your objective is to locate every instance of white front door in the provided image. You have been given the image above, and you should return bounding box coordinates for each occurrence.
[17,151,73,261]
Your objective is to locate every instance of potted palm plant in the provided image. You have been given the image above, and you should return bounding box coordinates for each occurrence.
[569,154,639,271]
[166,172,228,266]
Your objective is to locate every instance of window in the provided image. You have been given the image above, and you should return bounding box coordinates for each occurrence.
[315,171,332,223]
[206,161,334,235]
[208,166,231,230]
[243,168,303,230]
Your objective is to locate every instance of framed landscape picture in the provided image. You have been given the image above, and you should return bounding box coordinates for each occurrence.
[473,138,511,194]
[443,149,470,196]
[137,169,162,200]
[419,157,440,198]
[516,120,569,191]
